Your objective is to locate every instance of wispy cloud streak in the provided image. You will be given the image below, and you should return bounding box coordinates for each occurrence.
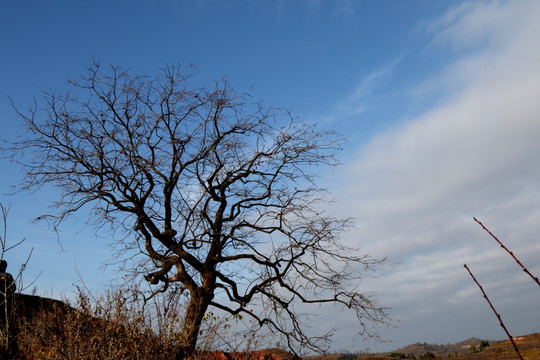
[324,56,403,123]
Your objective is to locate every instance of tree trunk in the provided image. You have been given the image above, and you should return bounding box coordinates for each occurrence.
[176,287,213,360]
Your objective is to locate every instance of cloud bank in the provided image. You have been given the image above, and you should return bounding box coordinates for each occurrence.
[328,0,540,351]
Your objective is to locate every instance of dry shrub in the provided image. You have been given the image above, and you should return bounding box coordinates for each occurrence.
[16,287,180,359]
[14,285,264,360]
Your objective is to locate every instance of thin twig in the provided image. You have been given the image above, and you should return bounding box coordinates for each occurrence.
[474,217,540,287]
[464,264,524,360]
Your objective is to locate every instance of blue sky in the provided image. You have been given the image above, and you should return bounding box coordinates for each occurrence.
[2,0,540,354]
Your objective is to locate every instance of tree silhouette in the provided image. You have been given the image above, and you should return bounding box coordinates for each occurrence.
[7,63,387,358]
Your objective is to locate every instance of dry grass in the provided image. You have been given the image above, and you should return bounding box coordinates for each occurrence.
[15,288,181,359]
[11,285,273,360]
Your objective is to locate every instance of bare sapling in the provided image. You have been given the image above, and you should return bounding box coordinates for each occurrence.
[0,203,36,358]
[463,264,524,360]
[473,217,540,287]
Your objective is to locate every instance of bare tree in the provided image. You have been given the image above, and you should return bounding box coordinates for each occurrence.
[7,63,387,358]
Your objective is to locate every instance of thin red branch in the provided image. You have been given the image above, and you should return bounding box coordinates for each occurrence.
[464,264,524,360]
[473,217,540,287]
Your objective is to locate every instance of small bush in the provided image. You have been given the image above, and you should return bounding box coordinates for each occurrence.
[16,287,181,359]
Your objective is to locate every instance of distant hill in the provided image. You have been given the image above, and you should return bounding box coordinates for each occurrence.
[304,333,540,359]
[459,333,540,360]
[380,333,540,359]
[388,336,489,357]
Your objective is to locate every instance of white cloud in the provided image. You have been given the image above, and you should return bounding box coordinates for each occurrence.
[323,57,403,123]
[333,0,356,18]
[328,0,540,349]
[427,0,533,52]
